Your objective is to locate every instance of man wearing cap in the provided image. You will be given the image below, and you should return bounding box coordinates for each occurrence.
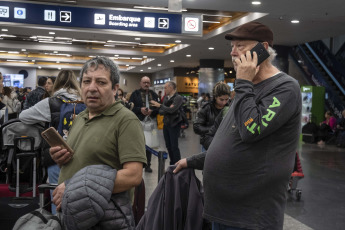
[174,22,301,230]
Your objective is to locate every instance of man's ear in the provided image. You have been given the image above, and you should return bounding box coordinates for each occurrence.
[113,83,119,96]
[262,42,269,50]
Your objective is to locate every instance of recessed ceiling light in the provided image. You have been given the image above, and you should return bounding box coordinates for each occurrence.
[32,60,35,62]
[135,38,141,41]
[208,47,214,50]
[140,70,143,72]
[126,64,129,66]
[148,67,151,69]
[49,32,55,35]
[38,66,42,69]
[8,51,19,54]
[1,28,8,32]
[21,49,26,52]
[114,54,119,57]
[170,60,175,62]
[186,54,191,57]
[53,51,58,53]
[58,67,61,70]
[202,21,220,24]
[252,1,261,5]
[157,64,162,66]
[56,61,60,63]
[143,56,147,58]
[134,6,187,12]
[291,20,300,23]
[0,34,16,38]
[175,40,181,43]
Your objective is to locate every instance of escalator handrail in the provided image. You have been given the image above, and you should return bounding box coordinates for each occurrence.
[305,43,345,96]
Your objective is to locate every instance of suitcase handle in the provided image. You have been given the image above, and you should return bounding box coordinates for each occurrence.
[38,184,58,193]
[38,184,58,209]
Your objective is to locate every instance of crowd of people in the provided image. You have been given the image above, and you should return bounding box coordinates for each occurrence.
[0,74,56,122]
[0,21,337,230]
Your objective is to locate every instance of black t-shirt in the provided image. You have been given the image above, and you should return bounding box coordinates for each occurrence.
[203,73,302,230]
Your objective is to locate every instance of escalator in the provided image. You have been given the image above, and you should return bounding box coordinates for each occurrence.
[335,41,345,68]
[291,43,345,117]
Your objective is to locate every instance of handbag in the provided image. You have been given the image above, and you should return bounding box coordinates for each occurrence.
[141,116,159,148]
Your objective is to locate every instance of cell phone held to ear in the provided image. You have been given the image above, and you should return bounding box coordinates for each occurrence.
[250,42,270,66]
[41,127,74,154]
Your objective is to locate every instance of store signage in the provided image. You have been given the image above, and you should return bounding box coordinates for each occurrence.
[154,78,171,85]
[0,1,202,35]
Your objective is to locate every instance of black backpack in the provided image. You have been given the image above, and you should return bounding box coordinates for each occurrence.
[302,122,318,143]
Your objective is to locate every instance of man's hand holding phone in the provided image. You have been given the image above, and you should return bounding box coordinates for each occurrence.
[49,146,73,167]
[235,42,270,82]
[42,127,74,166]
[235,50,259,82]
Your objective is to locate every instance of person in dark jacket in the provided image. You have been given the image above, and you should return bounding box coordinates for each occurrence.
[23,76,47,110]
[150,81,183,165]
[129,76,159,173]
[193,82,230,151]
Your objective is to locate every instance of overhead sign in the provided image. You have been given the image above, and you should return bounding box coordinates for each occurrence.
[182,14,202,35]
[0,1,198,34]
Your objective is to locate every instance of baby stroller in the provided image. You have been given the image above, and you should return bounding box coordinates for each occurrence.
[287,152,304,201]
[0,119,45,193]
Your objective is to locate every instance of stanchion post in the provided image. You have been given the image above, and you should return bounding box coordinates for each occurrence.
[157,151,165,183]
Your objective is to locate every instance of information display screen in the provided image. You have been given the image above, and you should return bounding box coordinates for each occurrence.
[3,74,24,88]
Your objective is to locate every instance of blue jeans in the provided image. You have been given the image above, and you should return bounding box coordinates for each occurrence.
[163,124,181,165]
[212,222,247,230]
[47,164,60,214]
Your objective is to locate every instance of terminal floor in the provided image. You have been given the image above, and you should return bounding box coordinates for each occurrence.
[142,127,345,230]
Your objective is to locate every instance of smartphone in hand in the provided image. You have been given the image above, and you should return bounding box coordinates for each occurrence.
[41,127,74,154]
[250,42,270,66]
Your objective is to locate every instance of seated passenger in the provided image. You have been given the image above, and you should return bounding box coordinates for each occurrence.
[317,110,337,145]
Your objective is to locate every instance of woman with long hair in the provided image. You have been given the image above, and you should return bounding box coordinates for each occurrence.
[19,70,82,214]
[2,86,19,120]
[193,82,230,151]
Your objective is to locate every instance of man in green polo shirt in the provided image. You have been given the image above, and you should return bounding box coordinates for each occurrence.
[49,56,147,212]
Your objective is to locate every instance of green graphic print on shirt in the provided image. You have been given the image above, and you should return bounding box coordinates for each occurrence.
[246,96,281,135]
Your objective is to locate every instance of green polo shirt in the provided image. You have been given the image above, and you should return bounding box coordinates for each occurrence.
[58,101,147,184]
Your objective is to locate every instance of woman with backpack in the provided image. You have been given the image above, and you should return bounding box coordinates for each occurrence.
[19,70,82,214]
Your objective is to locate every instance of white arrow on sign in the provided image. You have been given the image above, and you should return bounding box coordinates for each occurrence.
[60,11,71,22]
[158,18,169,29]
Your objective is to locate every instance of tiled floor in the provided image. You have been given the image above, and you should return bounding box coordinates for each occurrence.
[143,127,345,230]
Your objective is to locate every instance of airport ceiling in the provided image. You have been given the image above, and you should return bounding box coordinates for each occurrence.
[0,0,344,73]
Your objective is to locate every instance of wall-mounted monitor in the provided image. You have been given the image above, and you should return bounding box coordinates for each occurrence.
[3,74,24,88]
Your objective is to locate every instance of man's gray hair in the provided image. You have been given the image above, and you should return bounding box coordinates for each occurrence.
[267,46,277,63]
[80,56,120,87]
[167,81,177,90]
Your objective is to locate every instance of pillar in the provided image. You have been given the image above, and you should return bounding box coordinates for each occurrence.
[198,59,224,96]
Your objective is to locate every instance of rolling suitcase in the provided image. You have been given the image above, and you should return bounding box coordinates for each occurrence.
[0,137,40,230]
